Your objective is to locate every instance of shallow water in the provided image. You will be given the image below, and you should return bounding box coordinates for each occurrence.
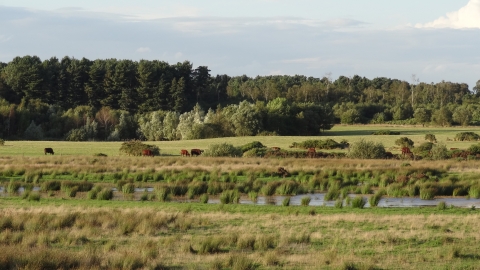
[2,186,479,208]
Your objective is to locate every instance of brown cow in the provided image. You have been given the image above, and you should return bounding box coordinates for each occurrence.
[180,149,190,157]
[191,149,203,156]
[401,147,414,159]
[271,147,281,151]
[142,149,154,157]
[306,147,316,158]
[44,148,54,155]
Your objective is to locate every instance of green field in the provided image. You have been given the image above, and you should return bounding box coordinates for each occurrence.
[2,125,480,156]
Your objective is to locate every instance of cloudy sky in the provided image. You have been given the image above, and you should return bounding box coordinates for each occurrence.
[0,0,479,88]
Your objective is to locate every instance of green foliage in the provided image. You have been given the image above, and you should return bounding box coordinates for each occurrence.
[119,140,160,156]
[291,139,345,149]
[416,142,434,152]
[301,196,311,206]
[242,148,267,158]
[219,190,240,204]
[468,144,480,155]
[65,128,87,141]
[97,188,113,200]
[395,137,414,148]
[455,132,480,141]
[430,143,449,160]
[371,130,400,135]
[199,194,209,204]
[425,134,437,143]
[351,196,366,208]
[0,139,4,146]
[203,143,242,157]
[369,191,383,207]
[240,141,266,152]
[348,139,386,159]
[282,197,290,206]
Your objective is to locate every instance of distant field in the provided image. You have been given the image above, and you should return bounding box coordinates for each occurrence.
[1,124,479,156]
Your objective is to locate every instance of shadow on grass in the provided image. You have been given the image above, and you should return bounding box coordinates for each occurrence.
[323,130,393,136]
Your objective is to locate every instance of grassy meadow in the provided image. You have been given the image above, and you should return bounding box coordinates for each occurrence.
[2,124,480,156]
[2,124,480,269]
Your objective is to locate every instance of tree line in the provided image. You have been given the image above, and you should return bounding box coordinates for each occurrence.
[0,55,479,141]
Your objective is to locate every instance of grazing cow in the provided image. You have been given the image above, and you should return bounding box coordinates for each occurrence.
[180,149,190,157]
[450,148,458,150]
[401,147,414,159]
[142,149,154,157]
[384,152,394,159]
[44,148,54,155]
[306,147,316,158]
[191,149,203,157]
[271,147,281,151]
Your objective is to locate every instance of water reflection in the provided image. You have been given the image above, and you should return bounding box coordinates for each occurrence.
[2,186,480,208]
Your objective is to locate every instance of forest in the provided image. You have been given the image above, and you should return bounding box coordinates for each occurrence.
[0,55,479,141]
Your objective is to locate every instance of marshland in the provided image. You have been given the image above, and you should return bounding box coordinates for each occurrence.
[2,125,480,269]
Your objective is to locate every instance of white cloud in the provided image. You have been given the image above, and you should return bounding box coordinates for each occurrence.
[416,0,480,29]
[0,35,12,43]
[136,47,151,53]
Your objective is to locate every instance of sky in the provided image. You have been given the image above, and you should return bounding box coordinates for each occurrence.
[0,0,479,89]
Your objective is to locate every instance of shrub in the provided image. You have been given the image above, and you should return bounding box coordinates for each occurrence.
[415,142,434,152]
[334,198,343,208]
[0,138,4,146]
[240,141,266,152]
[348,139,386,159]
[468,144,480,155]
[119,140,160,156]
[203,143,242,157]
[291,139,342,150]
[430,143,449,160]
[425,134,437,143]
[372,130,400,135]
[242,148,267,157]
[395,137,414,148]
[454,132,480,141]
[65,128,87,141]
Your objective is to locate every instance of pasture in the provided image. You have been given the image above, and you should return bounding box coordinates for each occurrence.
[2,124,480,269]
[1,125,480,156]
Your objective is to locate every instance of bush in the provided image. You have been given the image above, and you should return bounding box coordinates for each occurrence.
[372,130,400,135]
[348,139,386,159]
[119,140,160,156]
[65,128,87,141]
[203,143,242,157]
[430,143,449,160]
[395,137,414,148]
[425,134,437,143]
[240,141,266,152]
[291,139,342,150]
[242,148,267,158]
[455,132,480,141]
[199,194,209,204]
[416,142,434,152]
[468,144,480,155]
[0,138,4,146]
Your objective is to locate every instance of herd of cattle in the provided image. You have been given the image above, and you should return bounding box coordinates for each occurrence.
[42,146,473,160]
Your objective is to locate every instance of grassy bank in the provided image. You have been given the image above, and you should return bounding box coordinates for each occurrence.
[0,201,479,269]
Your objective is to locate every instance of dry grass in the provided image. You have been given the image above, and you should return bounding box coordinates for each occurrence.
[0,204,479,269]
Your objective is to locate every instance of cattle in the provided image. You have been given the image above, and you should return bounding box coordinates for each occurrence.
[142,149,154,157]
[180,149,190,157]
[384,151,394,159]
[271,147,281,151]
[44,148,54,155]
[306,147,316,158]
[191,149,203,157]
[401,147,414,159]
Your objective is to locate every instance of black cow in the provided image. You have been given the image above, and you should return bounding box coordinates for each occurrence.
[191,149,204,156]
[44,148,54,155]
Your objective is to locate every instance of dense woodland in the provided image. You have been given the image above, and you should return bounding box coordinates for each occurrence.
[0,55,479,141]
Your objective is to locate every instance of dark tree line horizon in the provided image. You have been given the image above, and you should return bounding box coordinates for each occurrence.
[1,55,480,141]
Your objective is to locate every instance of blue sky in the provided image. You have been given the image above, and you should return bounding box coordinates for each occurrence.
[1,0,479,88]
